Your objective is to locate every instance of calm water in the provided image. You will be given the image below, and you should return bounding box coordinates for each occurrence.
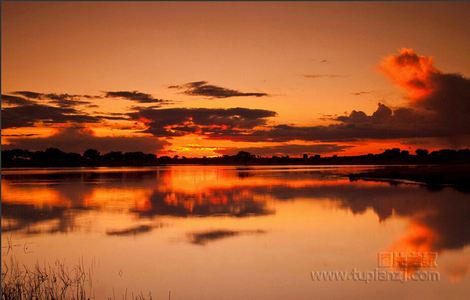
[2,165,469,299]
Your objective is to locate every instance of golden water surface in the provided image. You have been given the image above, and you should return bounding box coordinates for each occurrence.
[2,166,469,299]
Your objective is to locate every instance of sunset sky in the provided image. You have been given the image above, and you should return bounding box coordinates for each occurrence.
[2,2,470,157]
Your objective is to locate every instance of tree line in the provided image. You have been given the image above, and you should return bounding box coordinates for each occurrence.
[2,147,470,167]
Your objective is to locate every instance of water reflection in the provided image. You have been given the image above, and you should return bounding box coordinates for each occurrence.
[2,166,470,283]
[187,229,266,246]
[106,224,164,237]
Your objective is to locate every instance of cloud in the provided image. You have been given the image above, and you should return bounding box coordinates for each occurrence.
[12,91,43,98]
[380,48,470,136]
[303,74,344,79]
[209,49,470,144]
[10,90,173,106]
[104,91,171,104]
[379,48,436,98]
[2,91,132,129]
[352,91,371,96]
[4,49,469,150]
[2,94,35,106]
[92,113,130,121]
[2,133,39,137]
[129,107,276,137]
[216,143,352,156]
[204,104,435,142]
[12,91,94,107]
[2,103,101,129]
[169,81,268,98]
[4,126,169,153]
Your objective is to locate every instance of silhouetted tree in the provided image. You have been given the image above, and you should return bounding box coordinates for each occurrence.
[44,148,66,159]
[3,146,470,168]
[83,149,100,160]
[158,156,172,164]
[234,151,253,164]
[416,149,429,157]
[400,150,410,158]
[235,151,252,159]
[102,151,123,162]
[123,152,146,161]
[66,152,82,162]
[382,148,401,158]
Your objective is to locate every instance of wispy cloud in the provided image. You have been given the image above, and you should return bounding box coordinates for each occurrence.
[104,91,172,104]
[303,74,345,79]
[352,91,372,96]
[169,81,268,98]
[12,91,95,107]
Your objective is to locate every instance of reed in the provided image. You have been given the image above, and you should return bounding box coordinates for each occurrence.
[1,257,90,300]
[1,258,153,300]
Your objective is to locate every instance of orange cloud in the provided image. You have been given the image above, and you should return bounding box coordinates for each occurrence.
[380,48,438,99]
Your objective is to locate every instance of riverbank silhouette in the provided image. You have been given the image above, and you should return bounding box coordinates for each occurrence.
[3,147,470,167]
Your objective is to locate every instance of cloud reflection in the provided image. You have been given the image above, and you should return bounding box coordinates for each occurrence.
[187,229,266,246]
[2,167,469,256]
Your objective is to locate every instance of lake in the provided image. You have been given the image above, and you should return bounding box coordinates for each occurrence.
[2,165,469,299]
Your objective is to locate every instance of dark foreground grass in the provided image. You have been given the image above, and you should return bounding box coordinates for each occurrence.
[1,258,153,300]
[1,258,91,300]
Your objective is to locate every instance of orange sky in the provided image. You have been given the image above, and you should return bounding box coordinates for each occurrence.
[2,2,470,157]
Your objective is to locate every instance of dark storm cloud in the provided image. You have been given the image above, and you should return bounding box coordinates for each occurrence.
[169,81,268,98]
[104,91,171,104]
[217,143,352,156]
[4,127,169,153]
[129,107,276,137]
[2,104,101,129]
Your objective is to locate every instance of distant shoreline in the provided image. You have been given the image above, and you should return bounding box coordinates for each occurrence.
[348,164,470,191]
[3,148,470,173]
[2,161,470,168]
